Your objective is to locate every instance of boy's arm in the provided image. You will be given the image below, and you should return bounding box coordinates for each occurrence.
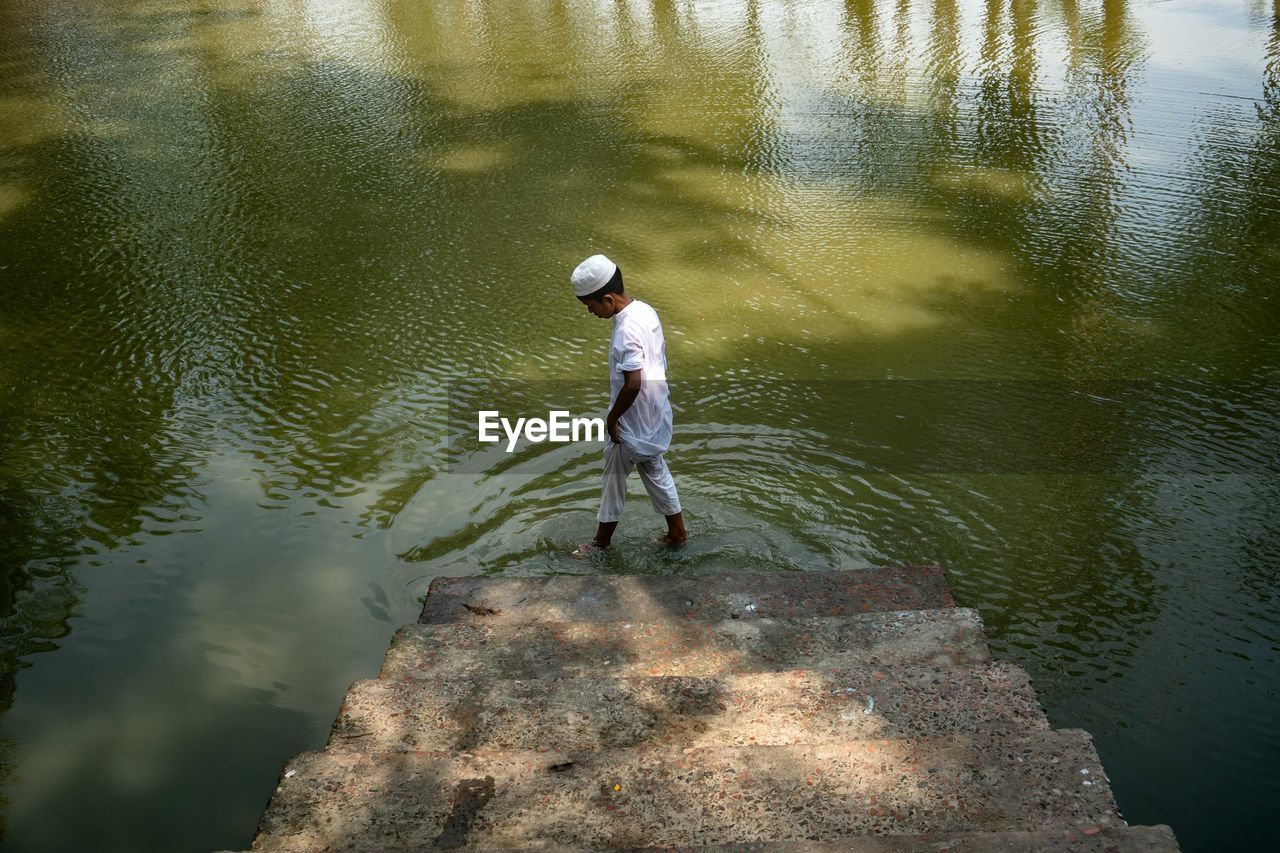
[606,369,642,443]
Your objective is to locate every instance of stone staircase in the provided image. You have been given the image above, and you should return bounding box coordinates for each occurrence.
[247,566,1180,851]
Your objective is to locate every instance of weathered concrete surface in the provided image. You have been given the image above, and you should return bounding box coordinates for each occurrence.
[382,609,990,681]
[421,566,955,626]
[252,731,1119,851]
[246,567,1180,851]
[664,824,1180,851]
[331,661,1047,752]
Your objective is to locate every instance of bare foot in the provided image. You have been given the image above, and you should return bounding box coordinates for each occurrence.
[568,541,607,559]
[656,533,688,547]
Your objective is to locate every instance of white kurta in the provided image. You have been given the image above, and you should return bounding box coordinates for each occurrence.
[608,300,672,457]
[598,299,681,522]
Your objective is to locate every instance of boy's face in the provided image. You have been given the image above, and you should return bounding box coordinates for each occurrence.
[581,294,616,319]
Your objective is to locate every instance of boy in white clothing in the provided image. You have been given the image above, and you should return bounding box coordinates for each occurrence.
[570,254,687,555]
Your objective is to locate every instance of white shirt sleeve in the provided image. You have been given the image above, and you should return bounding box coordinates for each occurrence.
[616,329,644,373]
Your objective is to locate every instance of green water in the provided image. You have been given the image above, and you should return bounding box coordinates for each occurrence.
[1,0,1277,849]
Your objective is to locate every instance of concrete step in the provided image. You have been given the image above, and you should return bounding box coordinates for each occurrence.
[252,730,1119,851]
[381,608,990,681]
[236,826,1181,853]
[420,565,954,626]
[667,825,1180,850]
[331,661,1047,753]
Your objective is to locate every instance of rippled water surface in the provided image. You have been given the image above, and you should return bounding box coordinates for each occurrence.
[1,0,1278,849]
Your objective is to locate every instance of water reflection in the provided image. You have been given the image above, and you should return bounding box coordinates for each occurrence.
[0,0,1277,850]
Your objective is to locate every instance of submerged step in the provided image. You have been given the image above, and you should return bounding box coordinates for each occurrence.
[252,730,1119,851]
[420,565,955,626]
[381,608,990,680]
[331,661,1047,752]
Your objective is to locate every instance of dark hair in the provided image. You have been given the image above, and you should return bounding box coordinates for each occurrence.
[578,265,624,301]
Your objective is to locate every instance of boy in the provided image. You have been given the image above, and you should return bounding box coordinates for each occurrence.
[570,254,687,556]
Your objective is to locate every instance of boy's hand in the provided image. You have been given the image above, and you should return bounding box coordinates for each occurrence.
[605,370,642,444]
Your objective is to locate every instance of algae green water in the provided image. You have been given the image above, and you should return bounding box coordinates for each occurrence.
[1,0,1277,849]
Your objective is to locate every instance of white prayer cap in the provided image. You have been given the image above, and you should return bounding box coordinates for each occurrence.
[571,254,617,297]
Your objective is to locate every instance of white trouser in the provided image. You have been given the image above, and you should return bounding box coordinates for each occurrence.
[597,441,682,523]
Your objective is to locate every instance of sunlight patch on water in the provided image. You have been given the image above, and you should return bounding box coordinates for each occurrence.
[934,166,1038,203]
[431,142,516,175]
[0,181,30,221]
[613,168,1017,348]
[0,94,76,149]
